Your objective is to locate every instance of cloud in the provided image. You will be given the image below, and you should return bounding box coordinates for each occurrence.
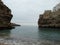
[2,0,60,25]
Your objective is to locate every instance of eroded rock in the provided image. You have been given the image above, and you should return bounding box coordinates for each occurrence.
[38,3,60,28]
[0,0,20,29]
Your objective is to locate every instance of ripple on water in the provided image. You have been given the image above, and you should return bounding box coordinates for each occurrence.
[0,38,60,45]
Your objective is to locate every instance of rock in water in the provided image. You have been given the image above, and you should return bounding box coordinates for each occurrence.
[0,0,15,29]
[38,3,60,28]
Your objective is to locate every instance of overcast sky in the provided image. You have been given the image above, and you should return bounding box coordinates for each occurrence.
[2,0,60,25]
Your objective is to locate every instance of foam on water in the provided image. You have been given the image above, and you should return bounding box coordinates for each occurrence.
[0,37,60,45]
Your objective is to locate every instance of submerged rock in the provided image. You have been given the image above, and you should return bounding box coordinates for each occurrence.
[38,3,60,28]
[0,0,20,29]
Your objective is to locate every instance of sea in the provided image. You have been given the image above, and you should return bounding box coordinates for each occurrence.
[0,25,60,45]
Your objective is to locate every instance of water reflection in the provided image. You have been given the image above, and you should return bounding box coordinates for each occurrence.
[38,28,60,41]
[0,26,59,45]
[0,28,14,38]
[0,30,10,38]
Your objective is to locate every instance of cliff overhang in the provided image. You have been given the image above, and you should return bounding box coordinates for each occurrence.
[0,0,20,29]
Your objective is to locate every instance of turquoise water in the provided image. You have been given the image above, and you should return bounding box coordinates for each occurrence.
[0,26,60,45]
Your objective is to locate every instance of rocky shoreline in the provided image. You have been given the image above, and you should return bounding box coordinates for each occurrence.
[38,3,60,28]
[0,0,20,29]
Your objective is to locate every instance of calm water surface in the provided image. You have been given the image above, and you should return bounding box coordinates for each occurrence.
[0,26,60,45]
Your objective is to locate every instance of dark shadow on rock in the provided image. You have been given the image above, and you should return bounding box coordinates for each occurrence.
[0,26,15,30]
[38,27,60,31]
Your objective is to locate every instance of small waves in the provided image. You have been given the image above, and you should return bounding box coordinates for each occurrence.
[0,38,60,45]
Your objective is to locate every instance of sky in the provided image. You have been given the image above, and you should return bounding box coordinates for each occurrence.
[2,0,60,25]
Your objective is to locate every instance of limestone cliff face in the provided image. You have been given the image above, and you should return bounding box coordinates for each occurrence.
[53,3,60,11]
[38,3,60,28]
[0,0,13,28]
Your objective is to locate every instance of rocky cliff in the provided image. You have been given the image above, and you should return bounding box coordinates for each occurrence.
[0,0,20,29]
[38,3,60,28]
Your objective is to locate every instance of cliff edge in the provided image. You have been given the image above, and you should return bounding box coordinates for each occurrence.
[0,0,20,29]
[38,3,60,28]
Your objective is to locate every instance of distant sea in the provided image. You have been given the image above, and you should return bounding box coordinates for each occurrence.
[0,25,60,45]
